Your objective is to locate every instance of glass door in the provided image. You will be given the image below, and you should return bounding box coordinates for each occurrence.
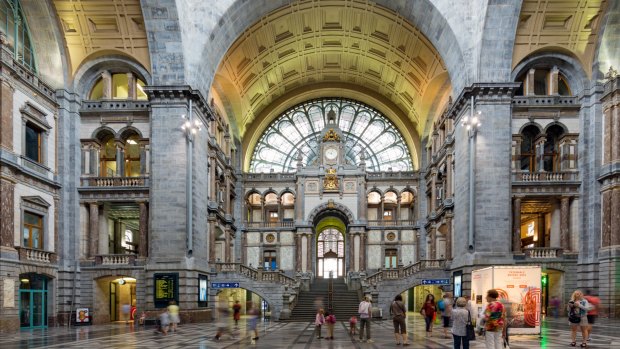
[19,274,47,329]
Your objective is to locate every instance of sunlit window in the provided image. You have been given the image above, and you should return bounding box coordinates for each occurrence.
[0,0,36,71]
[89,73,148,100]
[250,98,413,172]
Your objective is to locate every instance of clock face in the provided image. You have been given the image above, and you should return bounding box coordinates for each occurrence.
[325,148,338,160]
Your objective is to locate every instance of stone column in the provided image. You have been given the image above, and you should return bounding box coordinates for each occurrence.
[446,153,453,198]
[295,233,301,271]
[209,156,216,200]
[549,66,559,95]
[560,197,570,251]
[612,96,620,164]
[0,178,15,249]
[513,197,522,253]
[126,72,136,99]
[208,219,216,263]
[41,131,49,166]
[537,214,545,248]
[225,228,231,262]
[360,232,366,271]
[115,141,124,176]
[602,190,612,247]
[0,78,14,151]
[525,68,535,96]
[295,179,304,222]
[139,141,147,175]
[415,231,420,263]
[89,202,99,257]
[604,100,613,164]
[138,201,148,257]
[512,136,522,170]
[101,71,112,99]
[358,178,367,221]
[225,173,232,214]
[429,227,437,259]
[445,215,453,259]
[612,189,620,246]
[535,135,546,172]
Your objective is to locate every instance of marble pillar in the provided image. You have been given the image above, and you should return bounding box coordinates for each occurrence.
[138,201,148,257]
[513,197,522,253]
[560,197,570,251]
[89,202,99,257]
[0,178,14,249]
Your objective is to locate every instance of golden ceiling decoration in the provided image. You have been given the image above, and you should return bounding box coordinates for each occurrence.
[322,129,341,142]
[53,0,151,76]
[513,0,607,76]
[212,0,447,137]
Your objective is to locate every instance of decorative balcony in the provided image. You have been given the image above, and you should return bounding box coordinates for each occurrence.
[245,221,295,229]
[367,220,416,227]
[80,176,149,187]
[95,254,137,265]
[512,171,579,182]
[523,247,564,259]
[81,100,150,112]
[16,247,57,263]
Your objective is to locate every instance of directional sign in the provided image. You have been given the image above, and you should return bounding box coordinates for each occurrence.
[211,282,240,289]
[421,279,450,285]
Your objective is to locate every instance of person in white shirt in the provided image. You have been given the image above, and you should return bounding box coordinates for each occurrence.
[358,296,373,343]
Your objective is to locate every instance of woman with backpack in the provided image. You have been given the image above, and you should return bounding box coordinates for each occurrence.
[567,290,591,347]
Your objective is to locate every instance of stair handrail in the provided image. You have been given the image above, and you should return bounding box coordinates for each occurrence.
[327,272,334,311]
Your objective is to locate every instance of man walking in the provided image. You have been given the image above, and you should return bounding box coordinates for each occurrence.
[358,296,373,343]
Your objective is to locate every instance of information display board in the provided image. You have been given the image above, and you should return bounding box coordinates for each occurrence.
[154,273,179,308]
[471,266,541,335]
[198,274,208,307]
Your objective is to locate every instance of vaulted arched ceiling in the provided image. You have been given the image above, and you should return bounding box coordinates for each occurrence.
[211,1,449,139]
[52,0,151,77]
[513,0,608,77]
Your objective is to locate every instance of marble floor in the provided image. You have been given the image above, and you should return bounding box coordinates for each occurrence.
[1,315,619,349]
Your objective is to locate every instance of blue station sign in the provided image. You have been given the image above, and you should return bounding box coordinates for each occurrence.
[421,279,450,285]
[211,282,240,289]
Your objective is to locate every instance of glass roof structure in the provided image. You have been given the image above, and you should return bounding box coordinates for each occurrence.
[250,98,413,173]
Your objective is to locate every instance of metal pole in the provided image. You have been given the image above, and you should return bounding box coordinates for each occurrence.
[187,99,193,256]
[468,95,475,252]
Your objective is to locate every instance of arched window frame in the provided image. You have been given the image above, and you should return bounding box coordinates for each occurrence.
[0,0,36,71]
[250,98,413,172]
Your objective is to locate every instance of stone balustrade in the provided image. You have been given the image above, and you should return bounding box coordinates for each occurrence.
[80,176,149,187]
[512,171,579,182]
[523,247,563,259]
[215,262,297,287]
[245,221,295,228]
[81,100,150,111]
[17,247,56,263]
[95,254,136,265]
[367,220,416,227]
[365,259,445,285]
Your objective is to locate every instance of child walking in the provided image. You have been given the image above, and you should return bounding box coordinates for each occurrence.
[314,308,325,339]
[349,315,357,335]
[325,311,336,340]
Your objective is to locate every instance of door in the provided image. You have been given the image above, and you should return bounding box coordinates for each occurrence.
[317,228,344,278]
[19,275,48,329]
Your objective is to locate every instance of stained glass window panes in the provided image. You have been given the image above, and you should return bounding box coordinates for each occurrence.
[250,98,413,172]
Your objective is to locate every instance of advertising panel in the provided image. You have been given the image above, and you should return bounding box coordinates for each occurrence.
[471,266,541,335]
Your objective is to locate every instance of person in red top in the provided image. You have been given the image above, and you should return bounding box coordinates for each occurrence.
[483,289,506,349]
[584,289,600,342]
[420,294,436,337]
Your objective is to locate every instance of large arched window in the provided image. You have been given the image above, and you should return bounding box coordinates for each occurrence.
[0,0,36,71]
[317,228,344,278]
[250,98,413,172]
[520,125,540,172]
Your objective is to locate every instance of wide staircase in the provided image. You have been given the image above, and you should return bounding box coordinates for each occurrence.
[289,278,360,322]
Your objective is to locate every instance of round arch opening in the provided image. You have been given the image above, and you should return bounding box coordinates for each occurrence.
[315,216,347,279]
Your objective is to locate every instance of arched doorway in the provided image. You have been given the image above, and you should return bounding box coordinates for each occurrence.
[317,228,344,278]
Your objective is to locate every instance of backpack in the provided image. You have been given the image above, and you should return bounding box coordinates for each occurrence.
[568,303,581,324]
[437,299,445,311]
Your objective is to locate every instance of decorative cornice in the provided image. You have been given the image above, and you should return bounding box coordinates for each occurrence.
[446,83,521,121]
[143,85,216,122]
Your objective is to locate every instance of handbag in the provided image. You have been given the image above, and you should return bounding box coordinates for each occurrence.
[466,310,476,340]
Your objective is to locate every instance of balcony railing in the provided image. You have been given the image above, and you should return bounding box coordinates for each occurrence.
[80,176,149,187]
[512,171,579,182]
[95,254,136,265]
[215,262,297,287]
[367,220,416,227]
[365,259,445,286]
[245,221,295,228]
[523,247,563,259]
[512,96,579,106]
[16,247,56,263]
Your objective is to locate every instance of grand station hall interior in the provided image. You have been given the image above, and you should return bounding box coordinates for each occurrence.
[1,0,620,347]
